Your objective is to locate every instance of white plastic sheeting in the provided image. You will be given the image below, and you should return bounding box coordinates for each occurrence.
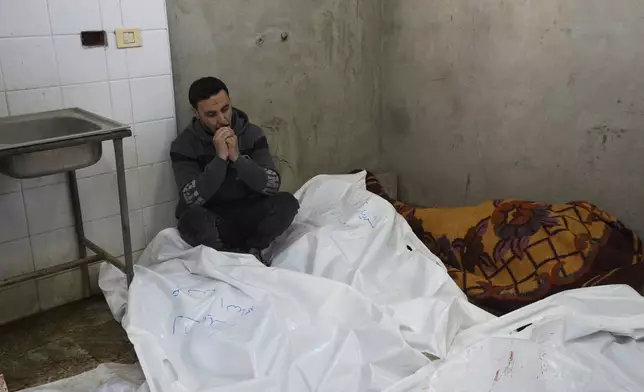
[99,172,644,392]
[268,173,494,357]
[125,245,429,391]
[19,363,147,392]
[399,285,644,392]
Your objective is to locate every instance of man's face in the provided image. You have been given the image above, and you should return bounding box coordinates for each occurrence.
[194,90,233,133]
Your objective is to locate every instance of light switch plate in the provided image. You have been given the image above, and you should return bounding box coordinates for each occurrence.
[115,28,142,48]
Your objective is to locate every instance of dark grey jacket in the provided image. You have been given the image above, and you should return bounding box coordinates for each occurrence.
[170,108,280,217]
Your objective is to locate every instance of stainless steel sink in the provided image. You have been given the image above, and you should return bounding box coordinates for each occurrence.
[0,108,130,178]
[0,108,136,292]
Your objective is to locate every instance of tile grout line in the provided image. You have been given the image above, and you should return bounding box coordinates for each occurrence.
[114,0,142,183]
[16,156,174,192]
[143,199,177,247]
[0,92,7,116]
[98,0,116,123]
[2,74,173,95]
[45,0,64,111]
[0,28,169,41]
[26,0,63,309]
[0,33,7,95]
[4,73,173,90]
[18,116,40,309]
[40,2,71,300]
[0,205,150,248]
[120,26,148,220]
[0,189,30,246]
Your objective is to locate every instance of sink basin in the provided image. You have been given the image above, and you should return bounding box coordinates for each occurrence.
[0,108,130,179]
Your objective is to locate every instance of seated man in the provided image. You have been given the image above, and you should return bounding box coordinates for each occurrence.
[170,77,299,264]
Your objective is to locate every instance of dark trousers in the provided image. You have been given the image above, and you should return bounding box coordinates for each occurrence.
[177,192,299,251]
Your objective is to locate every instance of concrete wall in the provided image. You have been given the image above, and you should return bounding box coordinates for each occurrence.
[166,0,382,191]
[382,0,644,232]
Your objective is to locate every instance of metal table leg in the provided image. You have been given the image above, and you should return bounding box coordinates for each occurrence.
[114,138,134,285]
[67,171,91,297]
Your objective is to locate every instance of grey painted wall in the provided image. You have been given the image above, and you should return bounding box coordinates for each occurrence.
[381,0,644,232]
[167,0,644,232]
[166,0,382,192]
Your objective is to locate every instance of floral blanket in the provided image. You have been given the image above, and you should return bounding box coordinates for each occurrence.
[362,171,644,315]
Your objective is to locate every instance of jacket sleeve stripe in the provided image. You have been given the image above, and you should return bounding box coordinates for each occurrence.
[181,179,206,205]
[263,168,280,195]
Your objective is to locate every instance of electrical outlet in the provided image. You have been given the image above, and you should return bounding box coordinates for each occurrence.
[115,28,142,48]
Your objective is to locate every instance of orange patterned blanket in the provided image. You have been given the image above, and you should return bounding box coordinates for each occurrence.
[362,171,644,315]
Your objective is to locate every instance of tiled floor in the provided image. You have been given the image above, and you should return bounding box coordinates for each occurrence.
[0,296,136,391]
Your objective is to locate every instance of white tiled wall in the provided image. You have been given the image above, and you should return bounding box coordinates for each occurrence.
[0,0,178,324]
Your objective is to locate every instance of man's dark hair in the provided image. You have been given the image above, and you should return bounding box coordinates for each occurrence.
[188,77,229,109]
